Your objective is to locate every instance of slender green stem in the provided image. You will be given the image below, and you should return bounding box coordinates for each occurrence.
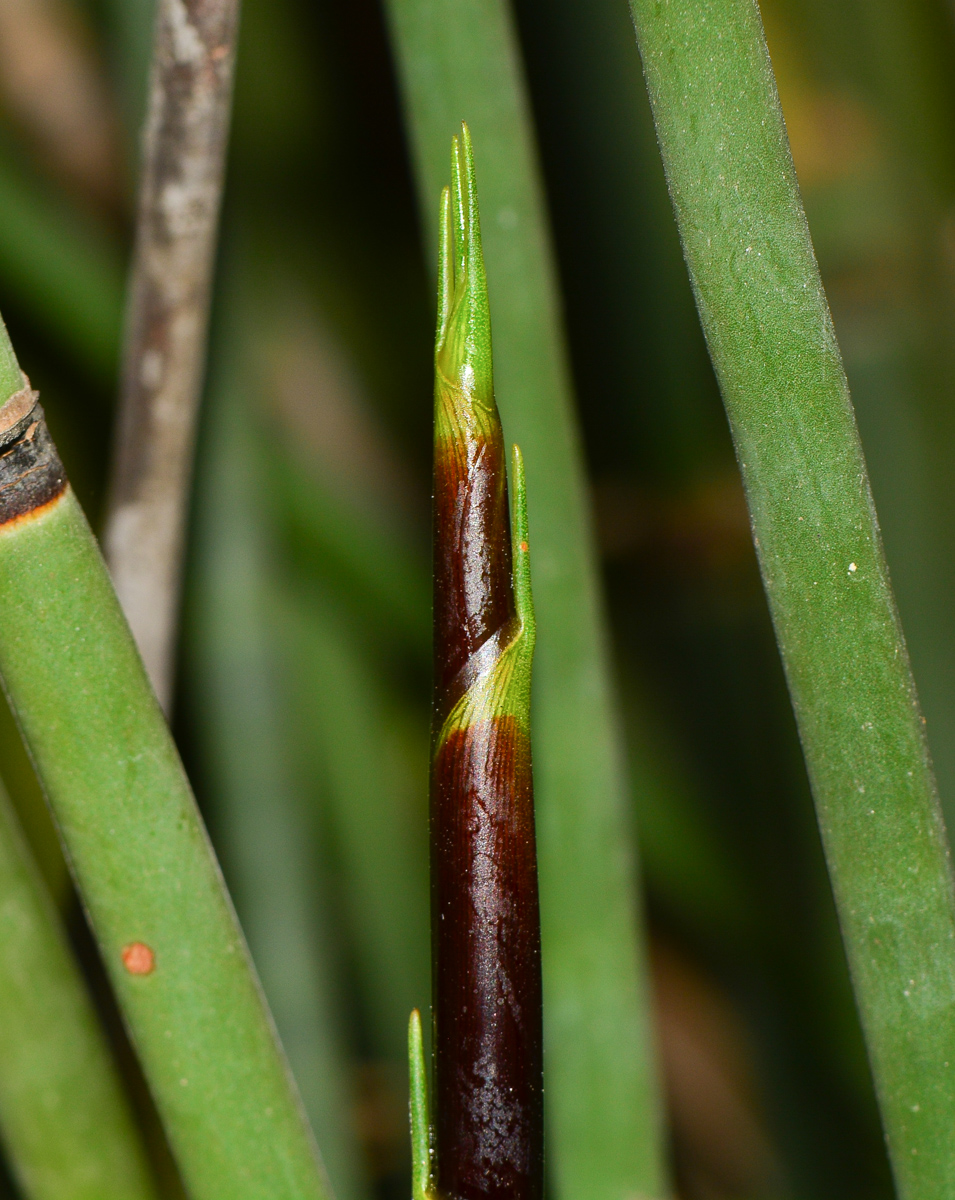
[628,2,955,1196]
[382,7,667,1198]
[0,326,328,1199]
[0,779,156,1200]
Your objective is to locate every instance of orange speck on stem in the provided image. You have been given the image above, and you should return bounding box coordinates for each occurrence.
[122,942,155,975]
[520,541,528,552]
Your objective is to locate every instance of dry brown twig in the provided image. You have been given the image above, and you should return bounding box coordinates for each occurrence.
[105,0,240,711]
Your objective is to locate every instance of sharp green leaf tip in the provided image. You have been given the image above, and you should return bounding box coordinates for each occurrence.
[434,129,493,420]
[408,1009,432,1200]
[460,124,489,330]
[450,136,466,285]
[437,187,452,341]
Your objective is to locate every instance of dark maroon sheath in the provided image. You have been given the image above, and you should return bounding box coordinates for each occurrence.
[431,393,543,1200]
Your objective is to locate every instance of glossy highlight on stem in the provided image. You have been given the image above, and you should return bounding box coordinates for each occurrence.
[430,127,543,1200]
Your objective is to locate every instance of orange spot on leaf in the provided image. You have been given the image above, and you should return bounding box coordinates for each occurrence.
[122,942,155,975]
[519,541,528,552]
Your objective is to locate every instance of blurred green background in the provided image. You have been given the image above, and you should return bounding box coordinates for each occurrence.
[1,0,955,1196]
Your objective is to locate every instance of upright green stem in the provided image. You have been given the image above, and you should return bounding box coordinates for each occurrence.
[0,327,328,1199]
[628,2,955,1196]
[382,6,667,1198]
[0,780,156,1200]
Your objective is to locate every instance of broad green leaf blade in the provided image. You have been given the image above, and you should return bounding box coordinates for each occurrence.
[628,1,955,1196]
[382,5,668,1198]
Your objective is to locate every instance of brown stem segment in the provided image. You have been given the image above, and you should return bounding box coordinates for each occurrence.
[431,127,542,1200]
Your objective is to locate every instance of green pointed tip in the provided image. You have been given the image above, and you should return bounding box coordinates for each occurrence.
[510,445,535,647]
[458,123,489,337]
[434,125,493,409]
[450,135,466,287]
[408,1009,432,1200]
[437,187,452,343]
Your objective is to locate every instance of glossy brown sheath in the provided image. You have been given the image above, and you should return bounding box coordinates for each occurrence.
[431,127,543,1200]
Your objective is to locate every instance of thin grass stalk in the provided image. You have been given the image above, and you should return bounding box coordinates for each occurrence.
[0,144,123,382]
[381,6,667,1197]
[0,780,156,1200]
[97,0,156,151]
[275,583,430,1063]
[266,450,430,658]
[104,0,240,711]
[0,324,328,1200]
[191,304,368,1200]
[627,2,955,1195]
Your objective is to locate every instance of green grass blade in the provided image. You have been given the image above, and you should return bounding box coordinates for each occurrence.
[0,350,328,1198]
[628,2,955,1195]
[0,780,157,1200]
[266,449,430,658]
[191,328,368,1200]
[382,6,667,1198]
[0,142,123,381]
[275,579,430,1064]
